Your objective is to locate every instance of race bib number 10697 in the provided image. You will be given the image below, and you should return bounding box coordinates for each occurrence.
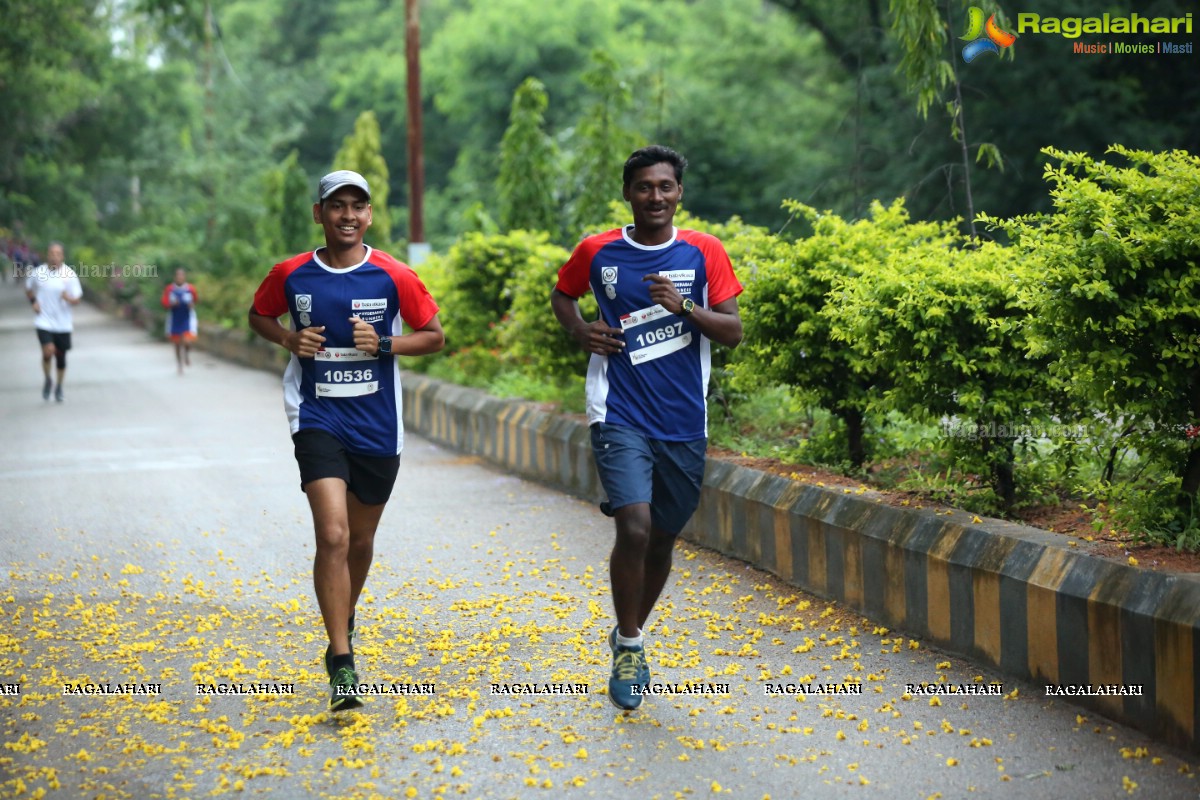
[619,304,692,366]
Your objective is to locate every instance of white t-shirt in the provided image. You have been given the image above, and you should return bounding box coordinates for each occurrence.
[26,264,83,333]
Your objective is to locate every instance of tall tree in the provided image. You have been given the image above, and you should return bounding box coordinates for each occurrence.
[567,50,641,239]
[496,77,561,237]
[889,0,1009,237]
[0,0,113,237]
[333,110,394,249]
[258,149,314,261]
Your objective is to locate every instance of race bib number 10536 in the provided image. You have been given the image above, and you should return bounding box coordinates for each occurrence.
[313,347,379,397]
[619,304,692,366]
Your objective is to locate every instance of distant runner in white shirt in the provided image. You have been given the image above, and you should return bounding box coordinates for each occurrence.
[25,242,83,402]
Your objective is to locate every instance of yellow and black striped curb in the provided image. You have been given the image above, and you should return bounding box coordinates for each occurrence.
[401,373,1200,754]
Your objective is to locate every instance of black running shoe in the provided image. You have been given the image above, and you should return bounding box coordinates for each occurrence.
[329,665,363,711]
[323,617,356,678]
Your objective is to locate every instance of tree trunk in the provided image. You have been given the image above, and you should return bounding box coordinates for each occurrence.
[944,0,977,240]
[1181,370,1200,496]
[1181,446,1200,497]
[981,424,1015,511]
[843,408,865,471]
[993,447,1016,512]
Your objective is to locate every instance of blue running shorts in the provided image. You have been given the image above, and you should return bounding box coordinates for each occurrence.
[590,422,707,535]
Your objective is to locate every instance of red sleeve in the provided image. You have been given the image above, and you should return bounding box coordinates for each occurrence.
[161,284,172,308]
[187,283,198,304]
[681,230,743,307]
[375,254,439,330]
[251,264,291,317]
[395,269,439,330]
[555,230,621,298]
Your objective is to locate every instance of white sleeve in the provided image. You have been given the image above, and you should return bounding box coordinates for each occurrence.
[68,272,83,300]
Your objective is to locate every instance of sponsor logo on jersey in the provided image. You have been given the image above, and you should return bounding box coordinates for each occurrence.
[600,266,619,284]
[296,294,313,312]
[659,269,696,294]
[352,298,387,311]
[659,269,694,283]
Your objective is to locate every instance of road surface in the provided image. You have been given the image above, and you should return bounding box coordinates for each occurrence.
[0,282,1195,799]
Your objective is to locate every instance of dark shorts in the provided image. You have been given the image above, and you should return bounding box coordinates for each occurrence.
[590,422,707,536]
[36,329,71,352]
[292,428,401,506]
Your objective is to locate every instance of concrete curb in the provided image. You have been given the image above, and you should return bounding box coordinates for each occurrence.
[399,373,1200,754]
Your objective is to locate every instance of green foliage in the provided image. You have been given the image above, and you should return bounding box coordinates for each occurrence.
[424,230,554,353]
[979,146,1200,534]
[984,144,1200,525]
[706,384,808,460]
[488,371,587,415]
[1089,478,1200,553]
[986,146,1200,426]
[6,0,1200,550]
[828,233,1054,507]
[497,78,561,238]
[890,0,949,119]
[424,344,506,389]
[733,200,956,467]
[567,50,641,239]
[333,111,393,249]
[500,243,596,383]
[258,150,315,262]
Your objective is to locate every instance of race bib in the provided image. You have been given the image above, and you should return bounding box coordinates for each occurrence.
[619,304,692,366]
[314,347,379,397]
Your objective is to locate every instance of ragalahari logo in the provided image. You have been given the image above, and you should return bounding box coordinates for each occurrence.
[961,6,1016,62]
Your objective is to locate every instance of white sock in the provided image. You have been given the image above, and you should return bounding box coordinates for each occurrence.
[615,629,643,648]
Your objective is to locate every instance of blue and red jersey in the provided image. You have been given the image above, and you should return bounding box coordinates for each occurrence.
[162,282,198,336]
[556,226,742,441]
[251,246,439,457]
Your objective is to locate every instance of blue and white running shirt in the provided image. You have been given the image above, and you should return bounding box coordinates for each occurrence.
[556,225,743,441]
[252,246,439,457]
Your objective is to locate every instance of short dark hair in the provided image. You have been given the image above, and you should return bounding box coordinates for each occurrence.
[623,145,687,188]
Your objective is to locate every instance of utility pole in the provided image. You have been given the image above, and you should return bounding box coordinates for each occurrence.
[405,0,428,265]
[202,0,216,245]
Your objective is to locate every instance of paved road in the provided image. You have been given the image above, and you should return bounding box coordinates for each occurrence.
[1,281,1196,800]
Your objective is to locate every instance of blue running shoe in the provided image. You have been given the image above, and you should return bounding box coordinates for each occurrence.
[609,626,651,685]
[608,645,647,710]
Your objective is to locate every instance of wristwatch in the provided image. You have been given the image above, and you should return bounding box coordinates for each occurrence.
[678,298,695,317]
[377,336,392,355]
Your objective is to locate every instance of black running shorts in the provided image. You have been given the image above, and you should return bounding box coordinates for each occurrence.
[292,428,401,506]
[36,329,72,352]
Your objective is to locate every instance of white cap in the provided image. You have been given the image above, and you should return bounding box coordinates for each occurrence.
[318,170,371,201]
